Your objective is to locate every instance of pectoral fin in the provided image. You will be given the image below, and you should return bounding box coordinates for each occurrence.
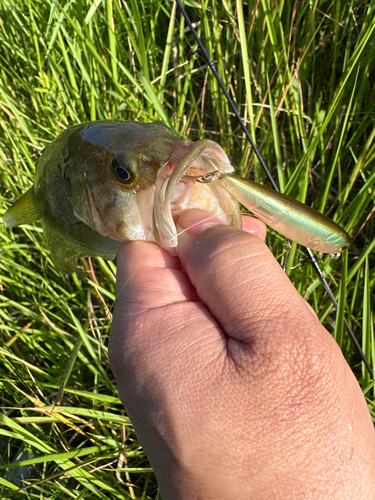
[3,187,42,228]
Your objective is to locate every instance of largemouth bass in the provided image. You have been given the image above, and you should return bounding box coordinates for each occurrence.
[3,120,350,272]
[3,121,240,271]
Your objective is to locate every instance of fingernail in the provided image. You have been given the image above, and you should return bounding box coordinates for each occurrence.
[177,209,227,236]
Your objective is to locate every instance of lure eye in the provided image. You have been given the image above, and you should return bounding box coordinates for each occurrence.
[111,157,134,184]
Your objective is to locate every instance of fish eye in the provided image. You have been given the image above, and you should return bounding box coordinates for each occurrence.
[111,157,134,184]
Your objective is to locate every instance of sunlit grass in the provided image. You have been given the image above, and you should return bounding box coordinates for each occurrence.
[0,0,374,497]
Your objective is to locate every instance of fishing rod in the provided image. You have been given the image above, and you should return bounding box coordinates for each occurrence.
[175,0,373,378]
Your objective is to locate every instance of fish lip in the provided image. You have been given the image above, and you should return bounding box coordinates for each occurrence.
[152,139,234,249]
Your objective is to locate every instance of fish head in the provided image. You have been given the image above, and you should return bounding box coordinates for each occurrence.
[35,121,180,242]
[35,120,241,253]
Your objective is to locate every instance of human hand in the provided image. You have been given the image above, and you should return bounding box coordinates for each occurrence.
[109,209,375,499]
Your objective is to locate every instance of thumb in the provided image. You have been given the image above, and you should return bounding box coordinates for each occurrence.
[176,209,323,347]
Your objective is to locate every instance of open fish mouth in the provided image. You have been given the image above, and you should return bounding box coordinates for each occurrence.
[152,139,242,250]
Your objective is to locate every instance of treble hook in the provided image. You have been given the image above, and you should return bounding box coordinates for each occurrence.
[182,170,224,183]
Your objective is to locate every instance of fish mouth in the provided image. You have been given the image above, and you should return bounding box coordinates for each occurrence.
[152,139,241,250]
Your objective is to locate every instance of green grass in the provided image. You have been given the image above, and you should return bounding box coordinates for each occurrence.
[0,0,375,497]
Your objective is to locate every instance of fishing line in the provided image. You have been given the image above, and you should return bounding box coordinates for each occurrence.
[175,0,278,192]
[175,0,373,378]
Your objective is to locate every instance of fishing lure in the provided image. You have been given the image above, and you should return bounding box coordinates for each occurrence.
[185,170,350,254]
